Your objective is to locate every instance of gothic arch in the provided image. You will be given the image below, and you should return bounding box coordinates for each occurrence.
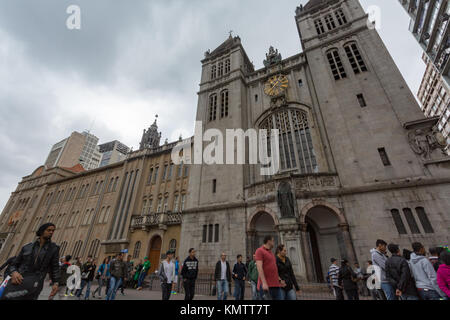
[247,206,279,232]
[299,200,347,225]
[254,103,312,127]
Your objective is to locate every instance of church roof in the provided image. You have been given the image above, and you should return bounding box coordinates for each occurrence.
[204,35,241,61]
[298,0,337,16]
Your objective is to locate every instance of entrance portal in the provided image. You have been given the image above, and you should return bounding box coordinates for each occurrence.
[148,235,162,274]
[249,212,279,256]
[305,206,345,283]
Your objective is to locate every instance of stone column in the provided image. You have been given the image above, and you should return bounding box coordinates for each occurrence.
[278,220,307,281]
[246,230,256,258]
[299,223,315,282]
[339,223,357,264]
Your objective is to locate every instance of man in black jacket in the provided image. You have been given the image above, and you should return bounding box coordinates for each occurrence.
[214,253,231,300]
[232,255,248,300]
[76,255,96,300]
[5,223,60,300]
[385,243,419,300]
[181,248,198,301]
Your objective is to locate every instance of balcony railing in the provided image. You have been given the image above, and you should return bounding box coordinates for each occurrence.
[130,211,182,230]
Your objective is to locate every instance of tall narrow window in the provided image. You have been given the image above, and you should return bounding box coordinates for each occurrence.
[163,197,168,212]
[214,224,219,242]
[209,94,218,121]
[225,59,231,73]
[142,200,148,215]
[208,224,213,242]
[357,94,367,107]
[147,168,153,185]
[167,164,173,180]
[220,90,229,118]
[415,207,434,233]
[177,164,183,178]
[212,179,217,193]
[157,198,162,213]
[211,65,217,79]
[202,225,207,243]
[108,178,114,192]
[153,167,159,183]
[335,9,347,25]
[324,14,337,30]
[163,165,168,180]
[314,18,325,34]
[133,241,141,259]
[218,61,224,77]
[378,148,391,166]
[391,209,407,234]
[344,42,368,74]
[113,178,119,192]
[403,208,421,234]
[174,194,179,212]
[181,195,186,211]
[327,49,347,80]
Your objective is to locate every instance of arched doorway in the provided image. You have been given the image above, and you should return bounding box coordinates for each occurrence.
[305,206,345,283]
[248,212,279,256]
[148,235,162,274]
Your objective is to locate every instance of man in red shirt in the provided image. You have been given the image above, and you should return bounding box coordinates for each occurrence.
[255,235,285,300]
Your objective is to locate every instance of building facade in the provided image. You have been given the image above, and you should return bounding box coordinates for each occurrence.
[0,122,190,272]
[417,52,450,153]
[99,140,130,168]
[180,0,450,282]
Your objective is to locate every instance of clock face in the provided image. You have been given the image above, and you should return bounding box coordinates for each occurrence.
[264,74,289,97]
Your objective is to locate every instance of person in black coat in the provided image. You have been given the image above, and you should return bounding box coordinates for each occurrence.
[338,259,359,300]
[385,243,419,300]
[232,255,247,300]
[276,245,300,300]
[4,223,60,300]
[214,253,232,300]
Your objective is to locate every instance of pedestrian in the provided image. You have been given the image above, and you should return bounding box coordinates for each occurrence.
[232,254,247,300]
[136,257,151,290]
[118,255,132,295]
[338,259,359,300]
[353,262,366,296]
[429,247,443,272]
[370,239,394,300]
[181,248,199,301]
[133,259,143,289]
[385,243,418,300]
[410,242,446,300]
[1,223,60,300]
[247,254,259,300]
[105,253,128,301]
[214,252,231,300]
[0,256,16,280]
[172,257,180,295]
[92,257,110,299]
[436,250,450,299]
[57,255,71,299]
[363,260,378,299]
[255,236,284,300]
[76,255,96,300]
[328,258,343,300]
[159,250,176,300]
[276,244,300,300]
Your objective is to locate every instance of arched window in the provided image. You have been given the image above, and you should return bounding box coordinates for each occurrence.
[390,209,407,234]
[209,94,218,121]
[169,239,177,254]
[88,239,100,257]
[113,177,119,192]
[415,207,434,233]
[326,49,347,80]
[89,209,95,224]
[259,108,318,174]
[73,240,83,258]
[403,208,420,234]
[163,196,169,213]
[211,65,217,79]
[133,241,141,259]
[103,207,111,223]
[157,197,163,213]
[220,90,229,118]
[108,178,114,192]
[142,199,148,215]
[344,42,367,74]
[60,241,68,256]
[173,194,180,212]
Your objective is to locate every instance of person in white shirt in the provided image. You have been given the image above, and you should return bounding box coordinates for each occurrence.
[159,250,176,300]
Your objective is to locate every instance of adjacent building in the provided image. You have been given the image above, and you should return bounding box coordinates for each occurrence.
[99,140,130,168]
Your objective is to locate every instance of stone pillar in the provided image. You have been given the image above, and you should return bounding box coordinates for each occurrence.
[278,219,307,281]
[339,223,357,264]
[299,223,315,282]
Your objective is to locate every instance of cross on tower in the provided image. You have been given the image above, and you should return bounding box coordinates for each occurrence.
[229,30,233,38]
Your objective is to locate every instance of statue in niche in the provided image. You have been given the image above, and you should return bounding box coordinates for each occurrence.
[277,182,295,218]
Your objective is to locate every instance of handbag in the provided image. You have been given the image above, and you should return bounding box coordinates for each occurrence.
[0,273,44,300]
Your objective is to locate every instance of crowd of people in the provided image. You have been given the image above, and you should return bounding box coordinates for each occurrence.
[327,239,449,300]
[0,223,448,301]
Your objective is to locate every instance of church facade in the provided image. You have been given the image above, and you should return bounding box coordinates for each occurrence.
[180,0,450,282]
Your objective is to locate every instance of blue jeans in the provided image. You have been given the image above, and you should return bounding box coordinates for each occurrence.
[233,279,245,300]
[76,280,92,299]
[258,285,282,300]
[401,294,419,300]
[418,289,442,300]
[280,288,297,300]
[381,282,396,300]
[250,281,258,300]
[137,272,147,288]
[216,280,229,300]
[106,277,122,301]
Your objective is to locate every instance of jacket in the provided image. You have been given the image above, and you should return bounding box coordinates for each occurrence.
[247,260,258,283]
[0,256,16,278]
[59,262,72,286]
[232,262,248,281]
[338,265,358,290]
[371,248,389,283]
[97,263,110,278]
[385,255,417,296]
[159,260,176,284]
[180,256,198,280]
[436,264,450,298]
[8,239,60,284]
[410,253,446,297]
[214,260,231,282]
[276,256,300,291]
[81,262,96,281]
[109,259,127,279]
[133,264,143,281]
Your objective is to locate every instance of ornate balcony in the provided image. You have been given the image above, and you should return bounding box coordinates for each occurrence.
[130,211,182,231]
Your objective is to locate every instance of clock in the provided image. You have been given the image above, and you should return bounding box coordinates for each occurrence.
[264,74,289,97]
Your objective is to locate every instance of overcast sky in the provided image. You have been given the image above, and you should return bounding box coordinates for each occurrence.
[0,0,424,210]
